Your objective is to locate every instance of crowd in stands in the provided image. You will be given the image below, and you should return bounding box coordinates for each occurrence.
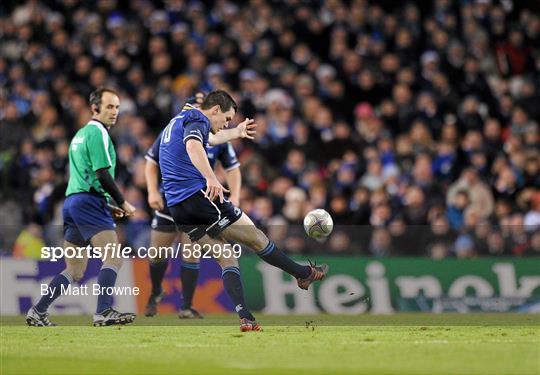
[0,0,539,257]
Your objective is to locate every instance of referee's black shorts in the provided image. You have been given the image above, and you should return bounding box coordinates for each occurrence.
[169,190,242,242]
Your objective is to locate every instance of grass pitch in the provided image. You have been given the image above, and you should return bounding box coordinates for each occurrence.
[1,314,539,375]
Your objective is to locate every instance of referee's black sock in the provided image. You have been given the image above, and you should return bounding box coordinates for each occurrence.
[180,262,199,310]
[35,271,73,313]
[257,241,311,279]
[149,260,168,296]
[222,266,254,320]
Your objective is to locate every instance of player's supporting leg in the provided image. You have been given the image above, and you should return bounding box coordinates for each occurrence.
[221,213,328,289]
[145,229,176,317]
[178,232,203,318]
[91,230,136,326]
[27,241,88,326]
[199,235,260,331]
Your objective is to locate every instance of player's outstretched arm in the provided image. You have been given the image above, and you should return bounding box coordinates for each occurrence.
[144,160,164,211]
[186,139,229,202]
[208,118,257,145]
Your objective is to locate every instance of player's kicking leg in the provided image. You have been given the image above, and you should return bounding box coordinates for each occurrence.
[169,190,325,330]
[26,241,88,327]
[220,213,328,289]
[91,229,136,326]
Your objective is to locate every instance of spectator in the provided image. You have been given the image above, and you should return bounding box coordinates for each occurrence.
[454,234,476,259]
[447,190,470,230]
[447,169,494,219]
[369,227,394,257]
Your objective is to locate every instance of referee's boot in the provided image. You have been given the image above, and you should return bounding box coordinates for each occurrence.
[26,306,57,327]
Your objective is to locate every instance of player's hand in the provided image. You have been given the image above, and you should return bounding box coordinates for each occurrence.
[148,190,164,211]
[236,118,257,140]
[229,195,240,207]
[205,177,229,203]
[121,201,136,217]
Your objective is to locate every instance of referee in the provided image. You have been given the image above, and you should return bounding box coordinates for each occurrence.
[26,88,137,327]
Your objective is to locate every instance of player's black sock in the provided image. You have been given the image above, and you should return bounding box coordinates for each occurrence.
[35,271,73,313]
[180,262,199,310]
[96,266,117,314]
[257,241,311,279]
[222,266,254,320]
[149,260,168,296]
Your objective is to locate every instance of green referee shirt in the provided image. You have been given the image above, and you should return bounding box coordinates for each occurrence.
[65,119,116,198]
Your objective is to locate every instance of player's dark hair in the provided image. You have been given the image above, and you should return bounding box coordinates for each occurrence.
[200,90,238,113]
[89,87,118,113]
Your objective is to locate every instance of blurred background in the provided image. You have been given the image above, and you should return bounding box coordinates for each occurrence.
[0,0,539,315]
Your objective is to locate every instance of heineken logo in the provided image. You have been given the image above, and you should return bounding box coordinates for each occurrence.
[246,259,540,314]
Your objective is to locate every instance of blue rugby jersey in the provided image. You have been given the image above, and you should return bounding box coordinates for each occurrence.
[159,107,210,206]
[147,132,239,171]
[146,133,239,197]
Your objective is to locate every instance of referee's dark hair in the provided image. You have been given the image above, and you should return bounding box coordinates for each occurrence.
[89,87,118,113]
[200,90,238,113]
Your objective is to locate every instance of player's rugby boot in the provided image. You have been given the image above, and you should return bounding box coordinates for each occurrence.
[93,308,136,326]
[144,290,165,317]
[296,261,329,290]
[26,306,57,327]
[240,318,262,332]
[178,307,204,319]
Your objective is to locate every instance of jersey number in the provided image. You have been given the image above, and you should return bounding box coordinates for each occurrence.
[162,119,175,144]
